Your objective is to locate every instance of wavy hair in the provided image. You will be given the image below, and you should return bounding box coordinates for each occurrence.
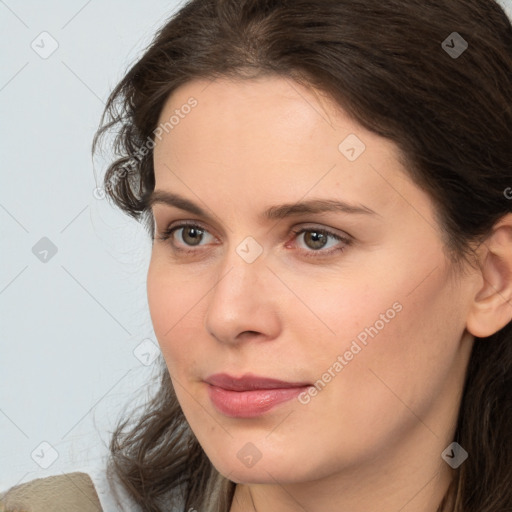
[92,1,512,510]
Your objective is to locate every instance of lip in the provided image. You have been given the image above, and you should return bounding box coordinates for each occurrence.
[204,373,311,418]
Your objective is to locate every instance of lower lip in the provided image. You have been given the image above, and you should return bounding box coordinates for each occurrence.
[207,384,309,418]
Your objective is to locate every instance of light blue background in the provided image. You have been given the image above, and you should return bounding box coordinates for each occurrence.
[1,0,511,491]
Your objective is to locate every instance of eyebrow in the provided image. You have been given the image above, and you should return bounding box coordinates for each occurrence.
[147,190,378,221]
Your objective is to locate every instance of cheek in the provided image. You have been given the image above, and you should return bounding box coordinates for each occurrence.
[290,251,461,404]
[280,268,403,366]
[314,264,464,438]
[147,258,203,373]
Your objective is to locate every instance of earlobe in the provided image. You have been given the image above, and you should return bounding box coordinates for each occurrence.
[466,213,512,338]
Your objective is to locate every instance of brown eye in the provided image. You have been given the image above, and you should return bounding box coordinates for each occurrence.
[156,222,215,251]
[289,227,353,259]
[302,230,330,250]
[179,226,205,246]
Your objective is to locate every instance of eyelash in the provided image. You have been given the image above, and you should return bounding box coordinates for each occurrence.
[156,221,352,259]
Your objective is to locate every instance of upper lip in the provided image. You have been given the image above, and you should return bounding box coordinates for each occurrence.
[204,373,311,391]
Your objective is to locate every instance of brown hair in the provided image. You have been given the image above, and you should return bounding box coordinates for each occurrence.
[92,1,512,510]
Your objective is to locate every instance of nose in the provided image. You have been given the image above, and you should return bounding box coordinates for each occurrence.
[203,243,281,346]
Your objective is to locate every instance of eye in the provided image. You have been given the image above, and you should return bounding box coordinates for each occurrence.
[156,222,352,258]
[156,221,216,253]
[288,226,352,258]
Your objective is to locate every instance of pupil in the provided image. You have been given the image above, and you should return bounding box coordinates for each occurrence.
[185,227,202,245]
[306,231,326,249]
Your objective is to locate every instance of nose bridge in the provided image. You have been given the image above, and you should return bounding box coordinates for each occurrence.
[210,236,267,312]
[204,236,280,343]
[214,234,268,295]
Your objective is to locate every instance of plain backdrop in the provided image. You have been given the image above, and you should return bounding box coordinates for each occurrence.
[1,0,511,491]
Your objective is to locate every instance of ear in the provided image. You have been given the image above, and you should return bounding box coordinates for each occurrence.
[466,213,512,338]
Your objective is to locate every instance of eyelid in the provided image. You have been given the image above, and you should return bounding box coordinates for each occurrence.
[289,223,352,240]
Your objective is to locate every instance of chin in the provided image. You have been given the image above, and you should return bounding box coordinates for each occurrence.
[205,448,317,485]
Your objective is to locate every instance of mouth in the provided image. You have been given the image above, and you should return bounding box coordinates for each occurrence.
[204,373,312,418]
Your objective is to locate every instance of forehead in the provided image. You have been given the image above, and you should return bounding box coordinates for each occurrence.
[155,76,339,160]
[154,76,395,171]
[151,76,433,228]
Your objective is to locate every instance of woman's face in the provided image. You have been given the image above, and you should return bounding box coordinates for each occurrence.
[148,76,476,486]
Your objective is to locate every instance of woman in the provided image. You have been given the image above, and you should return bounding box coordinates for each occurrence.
[2,0,511,511]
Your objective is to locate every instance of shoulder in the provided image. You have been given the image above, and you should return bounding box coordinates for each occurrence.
[0,472,102,512]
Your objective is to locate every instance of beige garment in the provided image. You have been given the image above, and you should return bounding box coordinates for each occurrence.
[0,472,103,512]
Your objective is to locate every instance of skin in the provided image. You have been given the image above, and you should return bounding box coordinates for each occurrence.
[147,75,512,512]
